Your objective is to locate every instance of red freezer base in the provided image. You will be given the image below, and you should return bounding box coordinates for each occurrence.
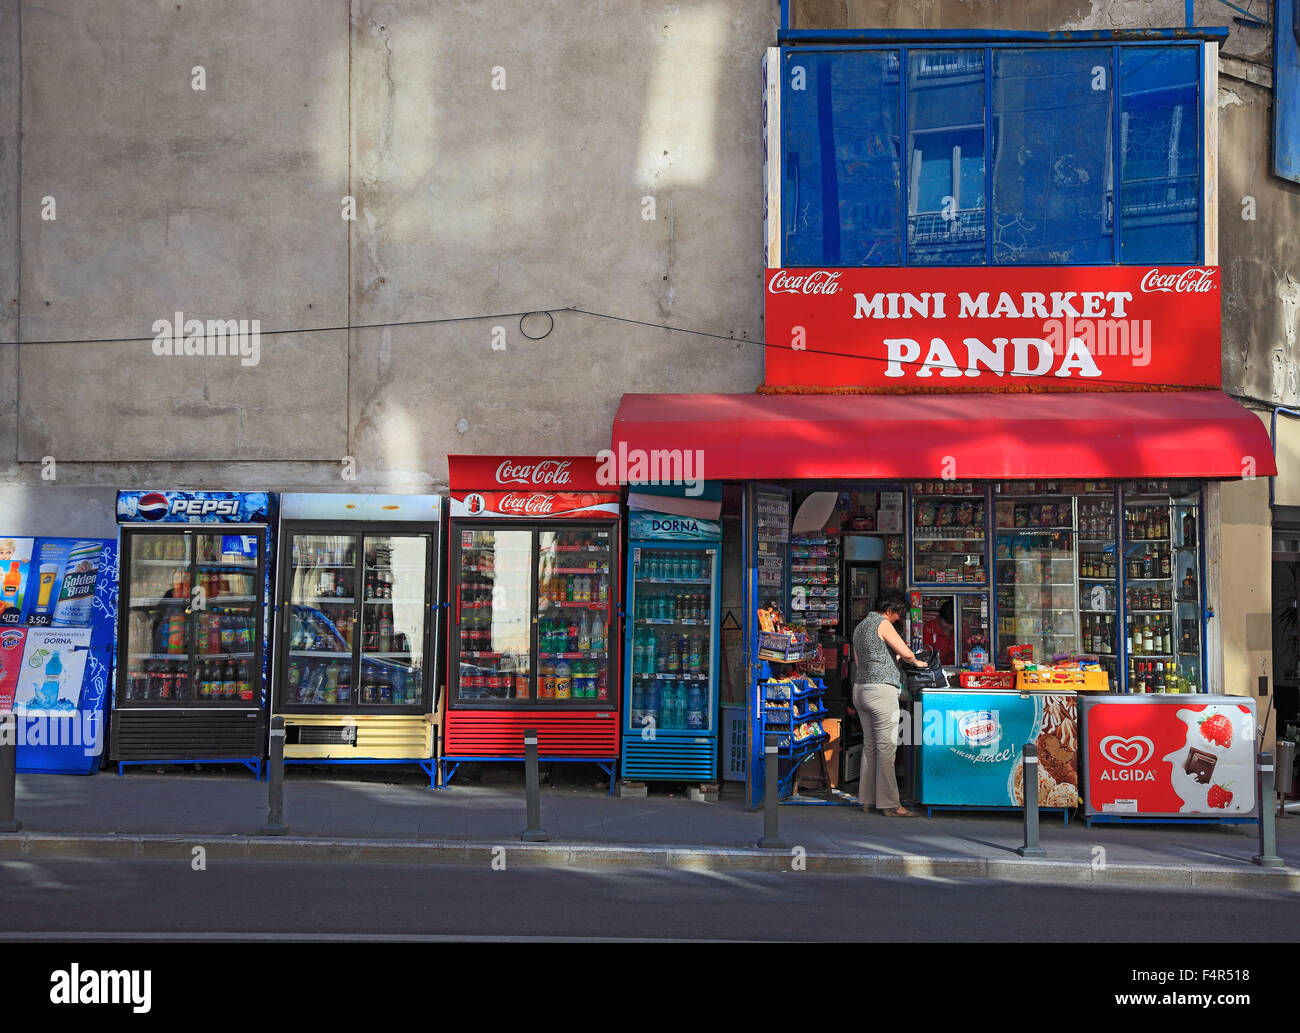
[441,709,619,792]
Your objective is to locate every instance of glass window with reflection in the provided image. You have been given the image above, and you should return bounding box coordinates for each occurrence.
[992,48,1114,264]
[1120,47,1201,263]
[783,49,902,266]
[906,49,986,265]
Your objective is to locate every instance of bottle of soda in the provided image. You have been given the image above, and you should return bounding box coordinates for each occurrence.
[222,661,236,700]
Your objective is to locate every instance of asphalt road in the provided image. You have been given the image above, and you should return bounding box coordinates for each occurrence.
[1,857,1296,942]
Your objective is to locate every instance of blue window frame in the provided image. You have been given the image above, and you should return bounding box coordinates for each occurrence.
[780,42,1204,267]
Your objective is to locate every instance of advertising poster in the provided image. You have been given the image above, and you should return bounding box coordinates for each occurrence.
[0,627,27,711]
[918,690,1079,808]
[12,628,93,713]
[27,538,73,626]
[0,537,35,625]
[1083,697,1257,816]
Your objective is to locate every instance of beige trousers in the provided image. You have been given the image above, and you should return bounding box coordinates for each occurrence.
[852,681,901,811]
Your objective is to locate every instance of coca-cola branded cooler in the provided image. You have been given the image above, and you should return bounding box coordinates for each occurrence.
[273,494,443,786]
[112,490,277,776]
[442,456,621,791]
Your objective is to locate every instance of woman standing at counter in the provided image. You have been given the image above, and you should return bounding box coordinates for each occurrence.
[852,590,924,818]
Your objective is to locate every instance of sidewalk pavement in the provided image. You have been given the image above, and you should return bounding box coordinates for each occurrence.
[3,764,1298,891]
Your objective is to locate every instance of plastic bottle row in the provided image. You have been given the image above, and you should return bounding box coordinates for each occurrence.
[125,659,253,702]
[632,629,708,675]
[286,658,421,705]
[630,681,708,730]
[638,552,709,580]
[539,612,606,653]
[634,592,710,621]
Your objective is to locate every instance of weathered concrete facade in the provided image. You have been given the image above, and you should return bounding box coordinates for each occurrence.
[0,0,773,535]
[0,1,1294,719]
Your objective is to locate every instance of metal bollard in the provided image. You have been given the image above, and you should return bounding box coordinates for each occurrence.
[1252,751,1284,868]
[0,713,20,833]
[521,729,549,842]
[1016,743,1046,858]
[757,734,786,849]
[257,716,288,836]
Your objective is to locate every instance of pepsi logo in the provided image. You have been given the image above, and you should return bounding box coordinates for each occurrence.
[137,493,170,520]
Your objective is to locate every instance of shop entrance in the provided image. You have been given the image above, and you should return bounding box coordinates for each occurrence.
[741,478,1211,811]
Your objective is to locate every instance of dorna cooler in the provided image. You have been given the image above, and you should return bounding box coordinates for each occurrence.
[442,457,621,790]
[622,510,722,782]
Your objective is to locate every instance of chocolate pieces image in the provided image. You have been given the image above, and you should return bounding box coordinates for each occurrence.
[1183,747,1218,785]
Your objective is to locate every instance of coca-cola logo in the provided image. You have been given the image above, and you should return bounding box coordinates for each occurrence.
[1139,268,1216,294]
[494,459,572,487]
[767,269,842,295]
[498,493,557,515]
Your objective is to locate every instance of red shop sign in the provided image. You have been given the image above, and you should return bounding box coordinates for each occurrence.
[448,455,606,492]
[764,266,1221,390]
[449,491,619,520]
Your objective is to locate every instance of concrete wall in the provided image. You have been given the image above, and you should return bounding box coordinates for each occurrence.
[1,0,771,527]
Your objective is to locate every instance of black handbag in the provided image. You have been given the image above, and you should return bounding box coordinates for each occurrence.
[903,648,949,690]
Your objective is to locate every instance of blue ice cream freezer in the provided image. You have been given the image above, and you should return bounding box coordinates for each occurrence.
[915,687,1081,812]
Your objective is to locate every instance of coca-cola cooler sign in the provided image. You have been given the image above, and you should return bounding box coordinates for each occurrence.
[448,456,618,520]
[764,266,1221,390]
[1080,695,1257,818]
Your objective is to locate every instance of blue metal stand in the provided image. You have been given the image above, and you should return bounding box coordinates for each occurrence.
[439,755,617,796]
[117,757,262,779]
[281,757,438,789]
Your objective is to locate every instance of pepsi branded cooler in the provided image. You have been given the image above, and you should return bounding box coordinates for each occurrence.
[622,511,722,782]
[274,494,443,786]
[441,456,622,790]
[111,490,277,776]
[0,535,119,774]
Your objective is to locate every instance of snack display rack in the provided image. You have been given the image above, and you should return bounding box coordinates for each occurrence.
[757,664,828,800]
[789,535,840,631]
[910,480,986,586]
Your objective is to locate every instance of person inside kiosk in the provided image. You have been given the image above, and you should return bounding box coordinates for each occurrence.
[851,589,925,817]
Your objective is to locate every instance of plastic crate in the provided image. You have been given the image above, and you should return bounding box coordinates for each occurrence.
[1015,670,1109,692]
[958,671,1016,690]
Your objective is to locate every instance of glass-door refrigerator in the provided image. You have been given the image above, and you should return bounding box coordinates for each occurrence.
[622,511,722,784]
[442,455,621,789]
[112,491,276,776]
[274,494,442,785]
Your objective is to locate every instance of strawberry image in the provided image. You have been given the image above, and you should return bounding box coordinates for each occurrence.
[1207,783,1233,809]
[1199,713,1233,749]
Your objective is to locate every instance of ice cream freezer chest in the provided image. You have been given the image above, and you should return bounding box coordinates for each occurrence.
[915,688,1081,810]
[1080,693,1257,818]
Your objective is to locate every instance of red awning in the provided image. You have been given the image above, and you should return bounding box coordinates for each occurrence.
[610,391,1276,481]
